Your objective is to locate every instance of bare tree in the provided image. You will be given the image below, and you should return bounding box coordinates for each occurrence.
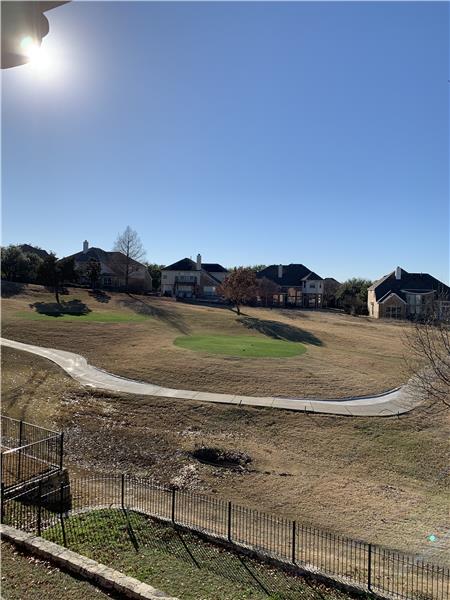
[113,226,146,291]
[257,277,280,307]
[217,268,258,315]
[404,293,450,407]
[323,277,341,308]
[85,258,101,290]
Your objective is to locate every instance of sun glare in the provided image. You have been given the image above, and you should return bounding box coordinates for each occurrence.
[20,35,54,75]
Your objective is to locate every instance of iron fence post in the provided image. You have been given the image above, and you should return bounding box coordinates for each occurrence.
[0,482,5,524]
[171,488,176,524]
[37,479,42,536]
[60,482,67,547]
[121,474,125,510]
[292,520,296,564]
[367,543,372,592]
[227,501,232,542]
[59,432,64,471]
[17,420,24,481]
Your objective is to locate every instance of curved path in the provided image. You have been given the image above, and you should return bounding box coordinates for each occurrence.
[1,338,421,417]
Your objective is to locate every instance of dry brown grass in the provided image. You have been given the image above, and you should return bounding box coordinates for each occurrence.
[2,284,410,398]
[2,347,449,564]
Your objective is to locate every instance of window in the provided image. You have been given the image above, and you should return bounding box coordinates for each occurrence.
[385,306,402,319]
[309,284,316,289]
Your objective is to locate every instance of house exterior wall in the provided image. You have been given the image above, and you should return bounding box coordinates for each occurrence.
[304,280,323,294]
[367,290,380,318]
[161,270,201,296]
[271,284,322,308]
[161,266,227,298]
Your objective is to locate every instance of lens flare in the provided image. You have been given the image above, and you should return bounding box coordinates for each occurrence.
[20,36,41,58]
[427,534,437,542]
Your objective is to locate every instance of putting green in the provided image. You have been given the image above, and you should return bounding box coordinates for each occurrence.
[174,334,307,358]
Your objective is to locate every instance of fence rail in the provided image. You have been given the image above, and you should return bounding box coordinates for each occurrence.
[2,474,448,600]
[1,416,63,491]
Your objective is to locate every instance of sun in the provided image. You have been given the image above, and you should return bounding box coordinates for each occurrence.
[20,35,53,74]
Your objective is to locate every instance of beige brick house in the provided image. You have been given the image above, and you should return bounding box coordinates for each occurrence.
[161,254,227,298]
[368,267,450,319]
[256,264,324,308]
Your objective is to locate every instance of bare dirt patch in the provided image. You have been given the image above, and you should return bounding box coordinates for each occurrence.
[192,446,252,469]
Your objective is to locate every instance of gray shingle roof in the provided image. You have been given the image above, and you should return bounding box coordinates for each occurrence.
[257,264,323,287]
[61,247,146,278]
[202,263,227,273]
[370,268,450,302]
[163,258,227,275]
[163,258,197,271]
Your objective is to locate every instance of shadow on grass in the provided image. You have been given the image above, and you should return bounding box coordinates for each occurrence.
[122,294,190,335]
[88,290,111,303]
[1,281,25,297]
[29,300,91,317]
[238,317,323,346]
[45,510,342,600]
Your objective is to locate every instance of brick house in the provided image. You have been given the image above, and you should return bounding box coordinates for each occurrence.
[161,254,227,299]
[256,264,324,308]
[368,267,450,319]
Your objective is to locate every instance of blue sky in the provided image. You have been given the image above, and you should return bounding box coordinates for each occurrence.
[2,1,449,282]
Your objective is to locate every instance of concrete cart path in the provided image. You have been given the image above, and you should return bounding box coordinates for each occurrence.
[1,337,421,417]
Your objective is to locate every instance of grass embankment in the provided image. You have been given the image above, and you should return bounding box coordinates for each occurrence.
[42,509,352,600]
[1,540,116,599]
[2,284,409,397]
[14,309,148,323]
[2,348,449,562]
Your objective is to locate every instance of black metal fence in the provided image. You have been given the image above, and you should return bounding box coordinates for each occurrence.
[1,416,63,491]
[2,474,448,600]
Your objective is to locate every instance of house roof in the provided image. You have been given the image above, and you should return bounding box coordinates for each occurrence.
[370,268,450,302]
[202,263,227,273]
[19,244,50,260]
[163,258,198,271]
[61,247,147,278]
[257,264,323,286]
[163,258,227,275]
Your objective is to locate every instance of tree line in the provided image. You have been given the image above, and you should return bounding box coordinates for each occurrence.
[1,241,373,315]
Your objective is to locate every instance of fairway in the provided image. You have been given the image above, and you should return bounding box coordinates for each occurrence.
[174,334,307,357]
[13,310,149,323]
[2,285,410,398]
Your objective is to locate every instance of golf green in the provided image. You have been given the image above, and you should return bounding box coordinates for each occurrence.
[174,334,307,358]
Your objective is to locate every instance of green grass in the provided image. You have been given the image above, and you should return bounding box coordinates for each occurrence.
[14,310,149,323]
[174,334,307,358]
[42,509,350,600]
[1,540,114,599]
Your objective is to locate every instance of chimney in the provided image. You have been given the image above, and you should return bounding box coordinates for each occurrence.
[83,240,89,254]
[278,264,283,278]
[196,253,202,270]
[395,266,401,280]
